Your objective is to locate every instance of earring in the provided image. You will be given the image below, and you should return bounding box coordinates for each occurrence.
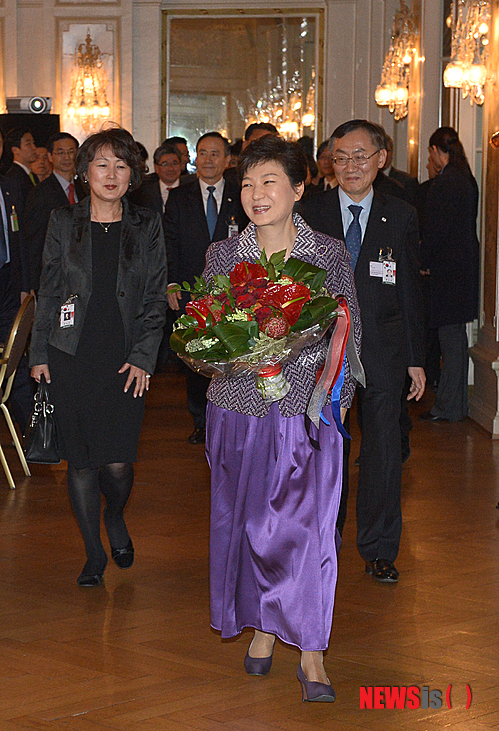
[83,177,88,184]
[129,181,132,187]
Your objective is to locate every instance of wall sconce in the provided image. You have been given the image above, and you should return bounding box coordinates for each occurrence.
[375,0,418,121]
[443,0,491,106]
[489,131,499,148]
[67,31,110,133]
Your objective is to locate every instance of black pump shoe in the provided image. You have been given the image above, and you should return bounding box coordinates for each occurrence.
[111,539,134,569]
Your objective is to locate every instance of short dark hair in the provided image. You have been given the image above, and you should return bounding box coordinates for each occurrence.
[153,143,181,165]
[238,135,308,187]
[244,122,279,141]
[4,127,33,154]
[329,119,386,151]
[306,153,318,180]
[46,132,79,154]
[429,126,471,173]
[316,140,330,159]
[163,135,188,147]
[76,127,144,191]
[196,131,230,156]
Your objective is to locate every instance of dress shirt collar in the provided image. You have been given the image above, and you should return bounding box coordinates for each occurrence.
[199,176,225,198]
[14,161,31,176]
[338,186,374,241]
[53,171,74,194]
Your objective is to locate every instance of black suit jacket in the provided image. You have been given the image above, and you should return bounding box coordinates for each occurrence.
[389,167,419,207]
[6,164,38,212]
[302,186,424,389]
[129,178,164,219]
[29,197,168,375]
[421,164,479,327]
[164,178,248,286]
[0,173,29,296]
[24,173,86,291]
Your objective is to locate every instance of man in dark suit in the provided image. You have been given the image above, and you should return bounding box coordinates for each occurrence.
[4,128,38,210]
[23,132,83,292]
[0,128,33,431]
[383,134,419,207]
[131,143,182,217]
[164,131,248,444]
[302,119,425,583]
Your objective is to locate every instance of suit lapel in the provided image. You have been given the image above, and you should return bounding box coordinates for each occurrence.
[192,181,210,240]
[329,188,346,241]
[362,192,388,258]
[214,182,234,240]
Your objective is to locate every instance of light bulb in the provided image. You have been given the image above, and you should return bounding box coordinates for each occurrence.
[443,62,463,88]
[374,85,391,106]
[467,63,487,87]
[479,22,489,35]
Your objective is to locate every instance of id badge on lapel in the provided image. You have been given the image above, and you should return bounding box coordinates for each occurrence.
[60,294,78,328]
[370,248,396,285]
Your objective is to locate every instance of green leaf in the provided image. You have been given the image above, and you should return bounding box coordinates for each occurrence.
[213,274,231,289]
[211,321,256,358]
[169,327,198,354]
[289,296,338,332]
[282,258,327,292]
[182,281,191,291]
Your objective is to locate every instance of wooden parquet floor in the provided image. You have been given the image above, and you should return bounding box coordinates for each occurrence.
[1,369,499,730]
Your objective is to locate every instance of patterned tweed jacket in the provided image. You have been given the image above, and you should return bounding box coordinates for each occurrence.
[203,214,362,418]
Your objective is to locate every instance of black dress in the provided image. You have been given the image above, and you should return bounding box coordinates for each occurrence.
[48,222,145,469]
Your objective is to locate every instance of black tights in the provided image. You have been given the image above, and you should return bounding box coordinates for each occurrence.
[67,462,134,575]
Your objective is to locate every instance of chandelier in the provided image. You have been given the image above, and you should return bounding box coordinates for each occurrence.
[375,0,418,121]
[443,0,490,106]
[67,31,110,133]
[247,19,316,141]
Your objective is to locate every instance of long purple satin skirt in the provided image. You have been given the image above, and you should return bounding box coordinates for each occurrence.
[206,401,342,652]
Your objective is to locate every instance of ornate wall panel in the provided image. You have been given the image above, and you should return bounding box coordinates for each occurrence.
[57,19,119,142]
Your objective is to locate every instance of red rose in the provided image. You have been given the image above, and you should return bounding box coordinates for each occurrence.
[253,305,274,323]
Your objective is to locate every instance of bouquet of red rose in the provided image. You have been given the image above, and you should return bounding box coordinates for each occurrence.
[169,250,342,403]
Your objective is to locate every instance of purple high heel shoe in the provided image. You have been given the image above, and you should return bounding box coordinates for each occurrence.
[297,663,336,702]
[243,638,275,676]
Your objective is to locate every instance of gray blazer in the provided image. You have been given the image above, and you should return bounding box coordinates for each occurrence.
[30,196,168,375]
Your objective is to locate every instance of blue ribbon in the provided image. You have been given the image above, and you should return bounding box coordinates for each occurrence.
[320,359,351,439]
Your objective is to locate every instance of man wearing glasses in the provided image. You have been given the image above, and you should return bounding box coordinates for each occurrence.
[302,119,425,584]
[131,143,183,217]
[24,132,83,291]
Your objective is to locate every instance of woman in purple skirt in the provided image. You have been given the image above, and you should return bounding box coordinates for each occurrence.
[204,136,362,701]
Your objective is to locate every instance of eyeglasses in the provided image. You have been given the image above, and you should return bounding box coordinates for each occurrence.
[332,150,380,167]
[158,161,180,167]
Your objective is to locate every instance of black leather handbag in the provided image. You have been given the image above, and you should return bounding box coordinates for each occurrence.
[23,374,61,464]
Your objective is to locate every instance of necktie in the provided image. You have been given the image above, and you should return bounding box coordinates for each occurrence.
[0,198,8,268]
[345,204,363,271]
[206,186,218,240]
[67,182,75,204]
[29,172,37,186]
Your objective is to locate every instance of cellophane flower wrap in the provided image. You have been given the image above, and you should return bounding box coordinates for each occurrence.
[169,250,340,403]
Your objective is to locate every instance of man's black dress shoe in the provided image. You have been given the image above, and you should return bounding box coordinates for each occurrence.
[111,539,134,569]
[77,573,103,587]
[189,427,206,444]
[418,411,447,422]
[365,559,399,583]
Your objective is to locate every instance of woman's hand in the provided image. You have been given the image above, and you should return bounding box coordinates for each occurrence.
[407,366,426,401]
[31,364,51,383]
[167,285,181,311]
[119,363,150,398]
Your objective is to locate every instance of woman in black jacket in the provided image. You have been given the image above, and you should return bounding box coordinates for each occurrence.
[30,128,167,586]
[420,127,479,422]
